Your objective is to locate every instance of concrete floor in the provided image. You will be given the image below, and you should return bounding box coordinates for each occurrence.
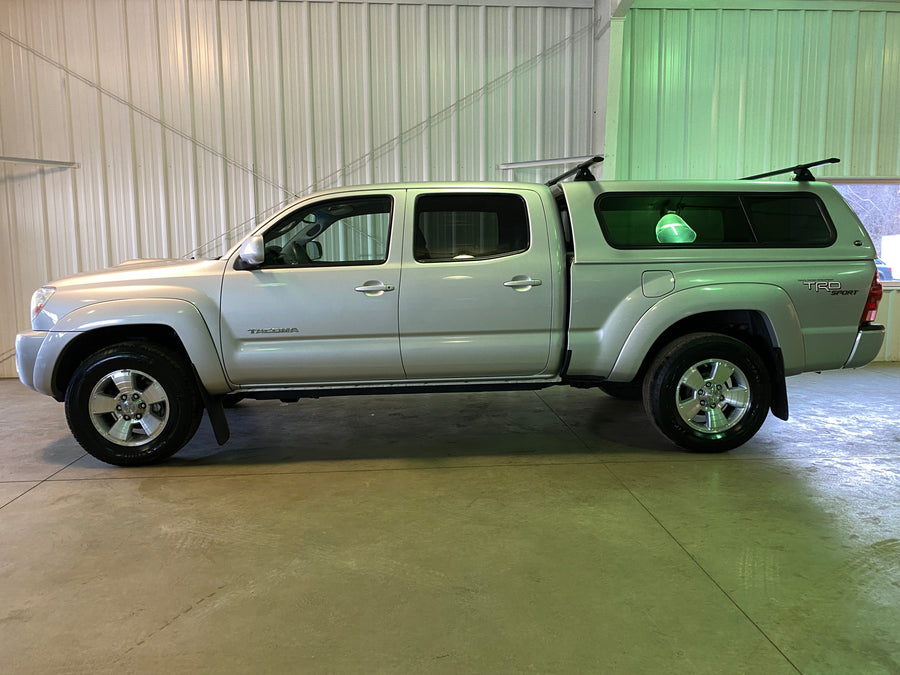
[1,365,898,674]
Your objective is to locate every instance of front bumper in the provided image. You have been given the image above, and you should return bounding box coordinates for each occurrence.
[843,324,885,369]
[15,330,47,391]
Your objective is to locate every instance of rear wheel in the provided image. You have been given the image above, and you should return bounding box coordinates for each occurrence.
[643,333,771,452]
[65,342,203,466]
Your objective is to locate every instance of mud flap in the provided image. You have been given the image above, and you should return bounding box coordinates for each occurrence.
[770,347,789,421]
[193,367,231,445]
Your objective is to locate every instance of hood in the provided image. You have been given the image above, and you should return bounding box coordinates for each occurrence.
[51,257,226,289]
[33,257,230,332]
[112,258,192,269]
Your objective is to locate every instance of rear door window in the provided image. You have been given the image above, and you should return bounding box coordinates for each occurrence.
[413,193,529,262]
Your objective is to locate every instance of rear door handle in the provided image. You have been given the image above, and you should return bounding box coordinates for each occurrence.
[355,281,395,295]
[503,276,542,291]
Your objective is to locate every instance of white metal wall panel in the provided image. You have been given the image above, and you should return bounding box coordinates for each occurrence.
[0,0,601,377]
[0,165,17,373]
[350,2,371,184]
[126,1,168,261]
[368,3,402,185]
[281,1,316,194]
[481,6,511,181]
[191,0,228,261]
[1,3,57,378]
[220,0,260,244]
[612,5,900,180]
[398,4,427,181]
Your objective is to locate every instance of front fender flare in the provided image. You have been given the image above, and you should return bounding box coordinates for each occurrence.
[34,298,229,397]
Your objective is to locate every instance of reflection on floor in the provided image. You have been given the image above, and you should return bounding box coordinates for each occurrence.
[1,364,898,673]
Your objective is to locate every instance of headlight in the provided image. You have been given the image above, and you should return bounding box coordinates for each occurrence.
[31,286,56,322]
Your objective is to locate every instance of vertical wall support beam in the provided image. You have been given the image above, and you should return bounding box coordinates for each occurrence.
[604,15,627,180]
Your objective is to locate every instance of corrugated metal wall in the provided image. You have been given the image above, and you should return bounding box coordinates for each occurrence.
[0,0,600,378]
[608,3,900,180]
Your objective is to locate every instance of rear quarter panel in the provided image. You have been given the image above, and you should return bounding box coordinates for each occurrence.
[560,180,878,378]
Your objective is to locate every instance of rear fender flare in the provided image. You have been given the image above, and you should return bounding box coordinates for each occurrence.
[609,284,804,383]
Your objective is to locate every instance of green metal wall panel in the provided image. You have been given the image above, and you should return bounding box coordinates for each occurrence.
[611,5,900,180]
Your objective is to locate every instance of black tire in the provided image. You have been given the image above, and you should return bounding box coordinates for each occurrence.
[65,342,203,466]
[598,379,643,401]
[642,332,771,453]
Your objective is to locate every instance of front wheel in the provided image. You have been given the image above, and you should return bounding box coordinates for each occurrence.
[65,342,203,466]
[643,333,771,452]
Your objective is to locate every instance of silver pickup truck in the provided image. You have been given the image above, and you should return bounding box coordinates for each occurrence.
[16,158,885,465]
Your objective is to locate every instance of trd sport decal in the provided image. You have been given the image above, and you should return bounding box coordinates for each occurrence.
[799,280,859,296]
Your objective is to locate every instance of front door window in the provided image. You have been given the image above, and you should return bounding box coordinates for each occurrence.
[260,195,392,267]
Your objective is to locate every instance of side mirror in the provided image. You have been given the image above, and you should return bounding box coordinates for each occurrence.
[306,241,323,261]
[238,235,265,268]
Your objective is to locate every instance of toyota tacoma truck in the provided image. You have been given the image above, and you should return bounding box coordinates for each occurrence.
[16,158,885,466]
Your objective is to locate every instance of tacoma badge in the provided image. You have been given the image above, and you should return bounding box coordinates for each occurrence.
[247,328,300,335]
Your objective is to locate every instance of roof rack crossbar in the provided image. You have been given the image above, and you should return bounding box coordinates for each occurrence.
[741,157,840,182]
[545,155,604,186]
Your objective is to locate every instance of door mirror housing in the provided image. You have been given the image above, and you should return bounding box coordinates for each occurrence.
[237,235,265,268]
[306,241,323,261]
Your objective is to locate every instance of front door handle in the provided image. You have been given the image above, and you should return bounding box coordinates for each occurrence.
[503,276,542,291]
[355,281,395,296]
